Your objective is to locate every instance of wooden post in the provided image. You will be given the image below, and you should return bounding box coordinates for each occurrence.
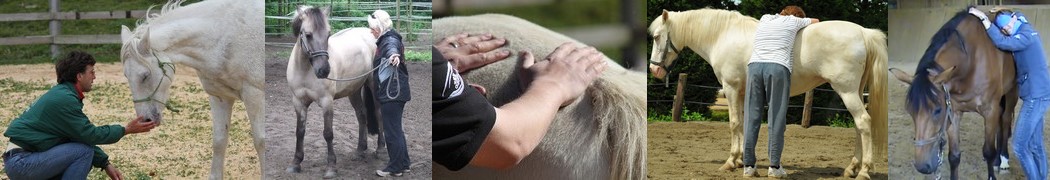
[396,0,401,30]
[801,90,814,128]
[49,0,60,59]
[672,73,688,122]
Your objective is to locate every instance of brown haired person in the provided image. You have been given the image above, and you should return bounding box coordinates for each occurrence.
[742,5,818,178]
[3,51,158,180]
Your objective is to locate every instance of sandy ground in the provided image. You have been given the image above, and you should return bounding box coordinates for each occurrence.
[887,62,1042,179]
[0,63,260,179]
[262,45,432,179]
[648,121,889,179]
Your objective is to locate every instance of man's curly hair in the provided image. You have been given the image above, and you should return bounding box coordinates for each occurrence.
[55,51,96,84]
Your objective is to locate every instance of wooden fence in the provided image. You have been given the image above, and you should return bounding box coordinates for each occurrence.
[649,73,869,127]
[0,0,148,58]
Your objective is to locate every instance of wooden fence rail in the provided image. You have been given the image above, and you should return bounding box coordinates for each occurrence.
[0,0,150,58]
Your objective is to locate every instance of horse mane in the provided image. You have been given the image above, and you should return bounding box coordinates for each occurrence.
[650,8,757,50]
[120,0,187,65]
[291,6,329,37]
[906,7,973,113]
[587,72,647,179]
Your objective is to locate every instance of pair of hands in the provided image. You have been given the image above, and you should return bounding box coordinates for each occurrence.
[434,33,606,106]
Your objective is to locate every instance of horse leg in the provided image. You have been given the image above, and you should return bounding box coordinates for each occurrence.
[948,112,963,180]
[242,87,266,177]
[320,97,338,178]
[367,82,386,154]
[837,91,873,180]
[207,95,234,180]
[982,107,1004,180]
[720,87,745,171]
[287,96,311,173]
[998,92,1018,170]
[349,91,374,159]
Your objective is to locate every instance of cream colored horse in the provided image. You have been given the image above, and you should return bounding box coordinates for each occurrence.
[284,6,384,179]
[432,14,647,180]
[648,9,888,179]
[118,0,264,179]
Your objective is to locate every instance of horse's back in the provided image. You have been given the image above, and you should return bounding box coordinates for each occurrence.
[786,21,875,94]
[432,14,647,179]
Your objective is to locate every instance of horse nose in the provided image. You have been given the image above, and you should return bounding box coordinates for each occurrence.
[914,161,936,174]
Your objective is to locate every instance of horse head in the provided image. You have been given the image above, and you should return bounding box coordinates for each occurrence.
[892,66,958,174]
[292,5,332,79]
[120,25,176,123]
[647,9,682,80]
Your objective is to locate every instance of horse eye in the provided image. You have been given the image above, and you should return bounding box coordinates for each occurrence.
[933,108,942,115]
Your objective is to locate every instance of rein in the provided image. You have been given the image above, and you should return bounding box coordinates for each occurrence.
[131,48,181,113]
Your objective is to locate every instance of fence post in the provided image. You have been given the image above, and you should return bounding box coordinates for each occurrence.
[802,90,814,128]
[49,0,60,59]
[672,73,688,122]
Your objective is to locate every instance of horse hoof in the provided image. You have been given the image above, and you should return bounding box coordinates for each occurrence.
[842,168,856,178]
[323,170,337,179]
[853,172,870,180]
[286,166,301,173]
[719,163,736,171]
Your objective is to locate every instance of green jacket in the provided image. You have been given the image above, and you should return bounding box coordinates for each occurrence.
[4,82,126,168]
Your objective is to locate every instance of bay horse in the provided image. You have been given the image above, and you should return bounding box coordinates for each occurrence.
[648,8,888,179]
[431,14,647,179]
[118,0,265,179]
[284,6,384,178]
[889,8,1017,180]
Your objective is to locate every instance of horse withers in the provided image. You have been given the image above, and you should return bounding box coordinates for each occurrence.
[285,5,385,179]
[889,8,1016,180]
[119,0,266,179]
[648,9,888,179]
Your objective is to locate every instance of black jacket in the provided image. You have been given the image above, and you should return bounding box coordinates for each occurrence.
[374,30,411,102]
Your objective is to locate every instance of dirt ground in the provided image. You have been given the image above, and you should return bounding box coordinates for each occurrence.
[887,63,1038,179]
[0,63,260,179]
[648,121,889,179]
[262,44,432,179]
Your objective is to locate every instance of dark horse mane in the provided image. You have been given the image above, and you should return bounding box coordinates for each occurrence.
[906,7,975,113]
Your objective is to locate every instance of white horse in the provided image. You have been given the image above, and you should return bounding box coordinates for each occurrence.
[118,0,264,179]
[648,9,888,179]
[432,14,647,180]
[284,6,384,178]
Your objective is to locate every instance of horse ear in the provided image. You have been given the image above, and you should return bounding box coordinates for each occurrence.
[929,66,957,84]
[889,68,913,84]
[662,9,669,21]
[120,25,132,42]
[137,27,152,55]
[321,6,331,17]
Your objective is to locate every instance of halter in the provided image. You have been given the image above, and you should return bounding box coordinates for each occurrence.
[914,84,953,147]
[655,31,681,87]
[131,48,180,113]
[298,33,329,59]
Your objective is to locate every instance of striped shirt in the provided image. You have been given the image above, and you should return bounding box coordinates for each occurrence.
[749,14,813,72]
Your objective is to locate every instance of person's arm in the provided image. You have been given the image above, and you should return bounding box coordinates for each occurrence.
[50,97,125,145]
[809,18,820,24]
[986,25,1034,51]
[468,43,606,169]
[90,145,111,168]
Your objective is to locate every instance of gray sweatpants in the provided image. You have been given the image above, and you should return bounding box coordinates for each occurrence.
[743,62,791,167]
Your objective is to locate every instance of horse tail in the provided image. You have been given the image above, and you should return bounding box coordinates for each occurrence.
[363,80,381,135]
[591,69,647,180]
[862,28,888,158]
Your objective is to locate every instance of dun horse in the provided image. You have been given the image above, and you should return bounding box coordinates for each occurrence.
[889,8,1016,180]
[284,6,384,178]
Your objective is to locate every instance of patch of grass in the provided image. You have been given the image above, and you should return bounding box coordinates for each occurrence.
[647,108,711,123]
[828,113,855,128]
[404,49,430,62]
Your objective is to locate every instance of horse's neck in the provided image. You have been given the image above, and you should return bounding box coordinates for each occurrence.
[147,0,255,75]
[288,44,313,73]
[673,10,755,61]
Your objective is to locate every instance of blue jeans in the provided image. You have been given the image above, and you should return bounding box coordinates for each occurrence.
[3,142,94,180]
[381,101,410,172]
[1014,98,1050,180]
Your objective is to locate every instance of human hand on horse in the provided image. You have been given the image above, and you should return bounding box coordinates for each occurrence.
[125,115,158,135]
[104,164,124,180]
[434,33,511,73]
[518,42,607,106]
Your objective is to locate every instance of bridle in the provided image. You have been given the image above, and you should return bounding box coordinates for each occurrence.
[131,48,180,113]
[298,33,329,59]
[914,84,953,147]
[654,30,681,87]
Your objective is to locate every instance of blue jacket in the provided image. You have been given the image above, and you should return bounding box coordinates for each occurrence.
[986,13,1050,99]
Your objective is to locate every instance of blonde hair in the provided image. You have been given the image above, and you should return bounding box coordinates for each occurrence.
[367,10,393,34]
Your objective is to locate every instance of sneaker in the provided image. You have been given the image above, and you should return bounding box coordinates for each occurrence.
[376,169,404,177]
[768,167,787,179]
[743,166,758,177]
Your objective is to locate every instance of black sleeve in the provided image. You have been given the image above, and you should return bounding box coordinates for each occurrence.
[432,48,497,171]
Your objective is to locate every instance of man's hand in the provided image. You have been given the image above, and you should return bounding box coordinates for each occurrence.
[434,33,511,73]
[105,164,124,180]
[518,43,607,106]
[969,7,991,29]
[125,116,158,135]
